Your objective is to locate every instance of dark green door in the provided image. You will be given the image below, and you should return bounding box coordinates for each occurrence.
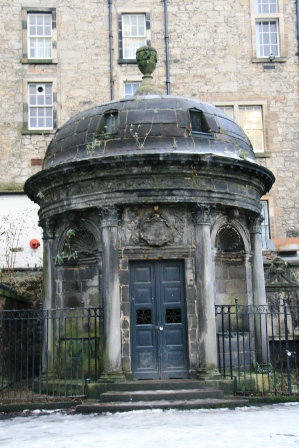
[130,260,188,380]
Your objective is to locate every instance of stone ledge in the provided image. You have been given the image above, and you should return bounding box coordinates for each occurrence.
[76,397,249,413]
[21,58,58,64]
[251,57,287,63]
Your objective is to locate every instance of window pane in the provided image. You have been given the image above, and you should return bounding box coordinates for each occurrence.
[105,113,118,133]
[238,106,264,152]
[255,0,278,14]
[30,117,37,128]
[131,16,138,27]
[37,25,44,36]
[28,15,36,26]
[122,15,131,36]
[44,24,52,36]
[122,14,146,59]
[46,117,53,127]
[216,106,234,120]
[30,107,37,117]
[137,15,145,35]
[29,38,52,59]
[123,37,146,59]
[28,14,52,59]
[38,118,44,127]
[45,84,52,94]
[28,83,53,129]
[256,20,279,57]
[45,95,52,105]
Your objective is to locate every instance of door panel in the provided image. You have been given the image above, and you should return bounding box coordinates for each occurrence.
[131,260,188,380]
[131,263,158,378]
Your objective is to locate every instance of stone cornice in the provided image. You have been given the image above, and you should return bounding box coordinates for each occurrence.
[24,153,275,204]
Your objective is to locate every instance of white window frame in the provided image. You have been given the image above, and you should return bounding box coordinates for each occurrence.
[122,14,146,60]
[28,83,53,130]
[256,20,280,58]
[21,8,57,64]
[250,0,285,61]
[117,9,151,63]
[215,103,265,153]
[27,13,52,59]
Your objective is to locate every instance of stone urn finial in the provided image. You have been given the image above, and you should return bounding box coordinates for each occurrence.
[136,46,157,75]
[134,46,160,96]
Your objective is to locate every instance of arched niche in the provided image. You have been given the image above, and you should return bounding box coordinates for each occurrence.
[55,220,102,308]
[211,215,252,308]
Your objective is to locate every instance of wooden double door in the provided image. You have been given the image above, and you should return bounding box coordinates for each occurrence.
[130,260,188,380]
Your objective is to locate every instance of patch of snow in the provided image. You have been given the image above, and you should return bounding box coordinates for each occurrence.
[0,404,298,448]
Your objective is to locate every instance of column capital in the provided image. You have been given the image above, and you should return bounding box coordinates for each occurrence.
[248,214,264,234]
[100,205,121,228]
[39,218,56,239]
[194,203,215,225]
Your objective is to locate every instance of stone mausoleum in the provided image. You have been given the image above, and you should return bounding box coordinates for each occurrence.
[25,47,274,381]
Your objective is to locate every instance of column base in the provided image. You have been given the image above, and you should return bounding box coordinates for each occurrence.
[197,368,222,380]
[97,371,126,383]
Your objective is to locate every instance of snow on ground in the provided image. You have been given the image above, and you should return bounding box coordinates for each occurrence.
[0,404,299,448]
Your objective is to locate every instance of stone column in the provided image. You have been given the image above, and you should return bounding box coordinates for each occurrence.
[194,204,220,378]
[249,214,268,364]
[100,206,123,379]
[39,218,56,374]
[40,218,56,309]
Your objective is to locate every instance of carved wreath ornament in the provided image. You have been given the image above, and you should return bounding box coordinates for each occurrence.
[139,207,173,246]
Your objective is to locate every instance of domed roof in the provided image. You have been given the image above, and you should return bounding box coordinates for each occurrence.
[44,94,255,169]
[25,46,274,220]
[43,45,257,170]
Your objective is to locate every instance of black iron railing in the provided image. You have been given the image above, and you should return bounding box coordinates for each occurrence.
[0,303,103,402]
[216,299,299,396]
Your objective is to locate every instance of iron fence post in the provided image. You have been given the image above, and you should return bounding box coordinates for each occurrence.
[235,298,241,387]
[228,304,233,379]
[81,299,85,396]
[39,301,43,395]
[283,298,291,394]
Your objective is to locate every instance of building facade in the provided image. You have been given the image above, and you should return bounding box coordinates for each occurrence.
[0,1,299,270]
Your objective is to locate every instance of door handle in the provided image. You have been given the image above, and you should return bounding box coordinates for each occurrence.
[159,326,163,331]
[155,326,164,331]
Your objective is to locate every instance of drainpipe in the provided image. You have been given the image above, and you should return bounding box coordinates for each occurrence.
[163,0,170,95]
[108,0,114,100]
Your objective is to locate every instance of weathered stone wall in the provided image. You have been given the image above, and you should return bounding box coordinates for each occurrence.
[55,264,100,308]
[215,257,248,305]
[1,0,298,241]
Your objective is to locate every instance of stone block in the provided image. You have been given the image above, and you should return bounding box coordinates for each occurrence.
[120,258,128,270]
[120,269,129,286]
[121,285,129,303]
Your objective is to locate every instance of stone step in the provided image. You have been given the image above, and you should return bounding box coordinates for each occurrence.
[100,388,224,403]
[87,379,235,399]
[76,397,249,414]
